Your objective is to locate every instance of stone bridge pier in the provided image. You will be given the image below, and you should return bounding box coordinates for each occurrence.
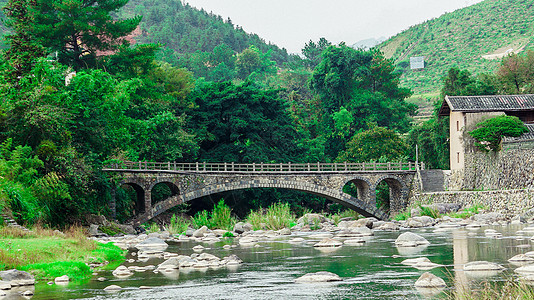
[106,163,416,224]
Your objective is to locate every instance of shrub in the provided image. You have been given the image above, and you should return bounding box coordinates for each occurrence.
[246,202,295,230]
[192,200,236,231]
[222,231,234,238]
[393,209,411,221]
[419,205,440,219]
[167,214,189,235]
[468,115,528,151]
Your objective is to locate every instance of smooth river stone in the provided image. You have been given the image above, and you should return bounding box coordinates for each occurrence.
[313,238,342,247]
[309,233,333,239]
[288,238,305,243]
[112,266,133,278]
[134,237,168,252]
[464,261,505,271]
[515,264,534,274]
[343,238,365,245]
[394,232,430,247]
[104,285,122,292]
[295,271,342,283]
[414,272,446,288]
[509,254,534,262]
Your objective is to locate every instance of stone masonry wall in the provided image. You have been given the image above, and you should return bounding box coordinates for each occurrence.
[448,148,534,191]
[410,189,534,218]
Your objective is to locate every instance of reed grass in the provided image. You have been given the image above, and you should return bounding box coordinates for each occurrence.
[246,202,295,230]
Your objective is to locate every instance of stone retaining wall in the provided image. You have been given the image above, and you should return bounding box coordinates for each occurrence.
[410,189,534,217]
[449,148,534,191]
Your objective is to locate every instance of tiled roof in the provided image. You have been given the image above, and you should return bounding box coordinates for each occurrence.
[445,94,534,112]
[503,124,534,143]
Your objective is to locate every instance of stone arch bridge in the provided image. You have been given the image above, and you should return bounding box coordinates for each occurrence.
[103,162,420,224]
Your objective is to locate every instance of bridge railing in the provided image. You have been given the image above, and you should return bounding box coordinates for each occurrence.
[104,161,423,172]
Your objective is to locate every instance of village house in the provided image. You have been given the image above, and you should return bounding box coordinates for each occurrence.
[438,94,534,171]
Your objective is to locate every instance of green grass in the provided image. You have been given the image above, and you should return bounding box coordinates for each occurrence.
[419,205,440,218]
[246,202,296,230]
[0,226,125,281]
[393,209,411,221]
[167,214,189,235]
[446,203,487,219]
[448,279,534,299]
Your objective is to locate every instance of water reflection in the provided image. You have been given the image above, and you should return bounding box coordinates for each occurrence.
[27,225,534,299]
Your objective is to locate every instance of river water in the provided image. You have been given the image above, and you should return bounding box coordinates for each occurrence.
[29,224,534,299]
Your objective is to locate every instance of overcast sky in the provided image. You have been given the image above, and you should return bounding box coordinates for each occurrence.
[184,0,484,54]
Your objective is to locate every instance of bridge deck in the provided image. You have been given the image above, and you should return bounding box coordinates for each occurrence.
[103,161,423,173]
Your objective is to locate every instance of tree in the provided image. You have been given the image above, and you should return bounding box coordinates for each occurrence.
[189,81,303,163]
[441,67,498,98]
[3,0,46,80]
[497,51,534,94]
[31,0,141,69]
[337,123,408,162]
[468,115,528,152]
[302,37,331,69]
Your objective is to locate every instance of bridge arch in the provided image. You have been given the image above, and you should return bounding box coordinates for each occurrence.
[120,182,146,214]
[342,176,372,203]
[372,175,407,214]
[178,178,387,220]
[149,180,180,206]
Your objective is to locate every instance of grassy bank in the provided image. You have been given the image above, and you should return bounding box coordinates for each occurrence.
[0,226,125,281]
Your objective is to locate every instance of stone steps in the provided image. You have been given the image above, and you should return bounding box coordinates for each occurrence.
[420,170,446,192]
[1,213,31,232]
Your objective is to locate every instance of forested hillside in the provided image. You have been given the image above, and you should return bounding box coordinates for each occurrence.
[380,0,534,94]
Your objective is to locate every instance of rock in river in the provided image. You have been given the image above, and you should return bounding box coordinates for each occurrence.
[313,238,342,247]
[134,237,168,253]
[295,271,342,283]
[0,269,35,286]
[394,232,430,247]
[464,261,505,271]
[414,272,446,288]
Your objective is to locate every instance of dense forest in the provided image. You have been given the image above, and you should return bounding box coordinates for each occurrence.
[0,0,532,228]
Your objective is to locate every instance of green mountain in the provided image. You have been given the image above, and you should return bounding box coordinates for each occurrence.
[379,0,534,94]
[0,0,290,65]
[117,0,290,64]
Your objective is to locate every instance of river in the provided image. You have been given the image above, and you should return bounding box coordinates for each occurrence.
[29,224,533,299]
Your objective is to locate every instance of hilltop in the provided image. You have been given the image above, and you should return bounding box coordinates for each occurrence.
[379,0,534,95]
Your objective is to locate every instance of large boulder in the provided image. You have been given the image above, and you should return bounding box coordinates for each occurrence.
[0,270,35,286]
[112,266,133,277]
[297,213,327,225]
[116,224,136,235]
[405,216,436,228]
[375,222,400,231]
[474,212,505,224]
[193,226,209,238]
[295,271,342,283]
[395,232,430,247]
[134,237,168,253]
[351,218,375,229]
[233,222,253,234]
[414,272,446,288]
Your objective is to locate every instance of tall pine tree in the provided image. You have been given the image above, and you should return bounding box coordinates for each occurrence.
[3,0,46,80]
[31,0,141,70]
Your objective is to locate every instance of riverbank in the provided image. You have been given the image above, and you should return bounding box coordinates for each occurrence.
[0,226,125,283]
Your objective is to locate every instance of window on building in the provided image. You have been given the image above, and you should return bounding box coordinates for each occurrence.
[456,120,460,131]
[457,152,460,164]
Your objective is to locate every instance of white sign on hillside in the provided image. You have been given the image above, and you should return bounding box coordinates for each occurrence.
[410,56,425,69]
